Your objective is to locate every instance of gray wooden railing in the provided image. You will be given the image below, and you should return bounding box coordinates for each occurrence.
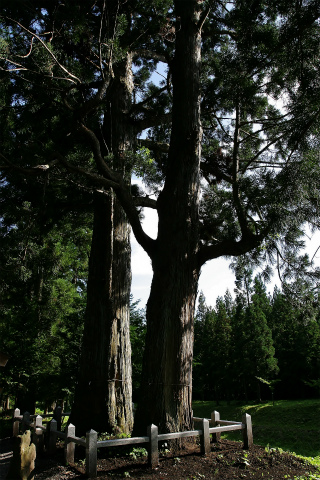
[13,408,253,478]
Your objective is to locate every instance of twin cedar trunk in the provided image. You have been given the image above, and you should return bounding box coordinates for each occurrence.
[70,52,134,435]
[73,0,203,437]
[134,0,203,435]
[70,195,132,435]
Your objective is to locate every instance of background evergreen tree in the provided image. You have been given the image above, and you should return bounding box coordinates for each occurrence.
[209,297,232,403]
[193,293,215,400]
[129,297,146,403]
[0,208,90,412]
[230,293,248,400]
[270,283,320,399]
[243,278,278,401]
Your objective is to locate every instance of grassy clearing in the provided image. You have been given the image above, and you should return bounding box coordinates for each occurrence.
[193,398,320,464]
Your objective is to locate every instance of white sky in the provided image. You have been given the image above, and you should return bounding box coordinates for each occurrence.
[131,207,320,309]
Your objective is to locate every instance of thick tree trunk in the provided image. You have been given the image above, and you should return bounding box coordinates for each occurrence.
[133,256,199,435]
[70,193,113,434]
[107,196,133,434]
[70,193,132,435]
[70,52,134,435]
[133,0,203,435]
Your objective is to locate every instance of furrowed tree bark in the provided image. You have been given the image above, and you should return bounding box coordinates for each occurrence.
[104,52,135,434]
[70,53,134,435]
[107,195,133,434]
[70,193,113,434]
[70,193,133,436]
[133,0,203,435]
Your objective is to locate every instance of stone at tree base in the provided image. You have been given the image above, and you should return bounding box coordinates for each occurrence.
[6,430,36,480]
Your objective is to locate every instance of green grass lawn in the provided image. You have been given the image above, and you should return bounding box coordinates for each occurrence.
[193,398,320,462]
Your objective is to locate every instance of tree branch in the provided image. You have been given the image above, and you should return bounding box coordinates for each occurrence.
[134,196,157,209]
[132,49,168,64]
[131,85,168,112]
[138,138,169,153]
[7,17,81,84]
[0,153,59,176]
[78,123,120,183]
[133,111,172,134]
[198,231,265,267]
[200,158,232,184]
[56,151,156,258]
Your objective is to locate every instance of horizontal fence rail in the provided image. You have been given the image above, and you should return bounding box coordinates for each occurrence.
[13,408,253,478]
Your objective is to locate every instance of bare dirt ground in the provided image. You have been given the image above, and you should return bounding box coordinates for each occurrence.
[2,437,319,480]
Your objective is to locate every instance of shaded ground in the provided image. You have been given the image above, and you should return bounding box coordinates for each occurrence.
[0,437,13,479]
[2,438,318,480]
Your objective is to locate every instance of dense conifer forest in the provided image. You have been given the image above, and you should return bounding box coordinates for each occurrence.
[193,280,320,402]
[130,274,320,405]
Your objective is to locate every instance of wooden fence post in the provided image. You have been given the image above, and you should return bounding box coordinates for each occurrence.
[65,423,75,466]
[242,413,253,449]
[200,418,210,455]
[53,405,62,432]
[32,415,44,452]
[147,424,159,468]
[47,419,57,454]
[211,411,221,442]
[86,429,97,479]
[22,411,30,433]
[13,408,20,437]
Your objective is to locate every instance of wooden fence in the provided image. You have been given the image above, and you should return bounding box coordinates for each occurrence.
[13,408,253,478]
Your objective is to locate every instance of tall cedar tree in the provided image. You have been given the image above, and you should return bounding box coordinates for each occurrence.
[0,0,171,433]
[0,1,136,434]
[2,0,320,433]
[69,11,135,434]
